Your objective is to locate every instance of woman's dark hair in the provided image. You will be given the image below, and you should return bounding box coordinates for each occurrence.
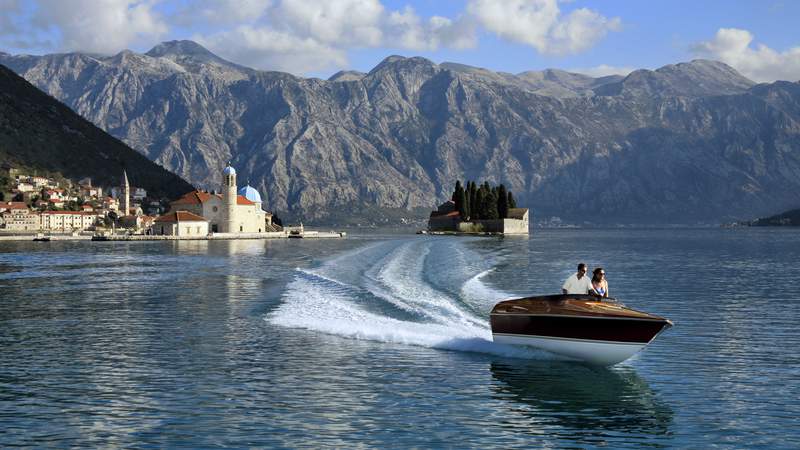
[592,267,605,283]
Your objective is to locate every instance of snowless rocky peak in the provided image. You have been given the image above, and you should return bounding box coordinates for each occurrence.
[144,40,249,74]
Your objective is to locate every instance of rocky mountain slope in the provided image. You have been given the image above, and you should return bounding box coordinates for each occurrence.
[0,63,193,200]
[2,41,799,223]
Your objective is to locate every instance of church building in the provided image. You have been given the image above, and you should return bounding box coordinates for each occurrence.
[166,164,274,234]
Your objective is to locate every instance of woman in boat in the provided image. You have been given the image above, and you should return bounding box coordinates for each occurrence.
[590,267,609,298]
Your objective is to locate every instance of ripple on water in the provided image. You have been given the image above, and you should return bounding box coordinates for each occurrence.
[1,230,800,448]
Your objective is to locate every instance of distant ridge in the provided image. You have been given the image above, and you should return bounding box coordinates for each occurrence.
[594,59,755,97]
[3,42,800,224]
[0,63,193,199]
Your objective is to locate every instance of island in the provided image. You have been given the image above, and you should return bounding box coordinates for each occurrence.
[742,208,800,227]
[427,181,529,235]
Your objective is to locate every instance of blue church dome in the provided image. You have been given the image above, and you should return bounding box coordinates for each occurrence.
[238,185,262,203]
[223,165,236,176]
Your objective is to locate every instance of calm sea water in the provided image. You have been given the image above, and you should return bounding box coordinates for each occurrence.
[1,229,799,448]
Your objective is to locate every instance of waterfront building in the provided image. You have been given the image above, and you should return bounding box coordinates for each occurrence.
[152,211,209,236]
[165,164,275,234]
[0,202,27,213]
[0,202,39,231]
[40,211,98,231]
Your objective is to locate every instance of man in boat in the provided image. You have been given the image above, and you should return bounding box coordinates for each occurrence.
[562,263,592,295]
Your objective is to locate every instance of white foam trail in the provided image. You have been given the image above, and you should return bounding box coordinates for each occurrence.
[461,269,516,310]
[365,241,486,328]
[268,269,552,359]
[268,238,561,360]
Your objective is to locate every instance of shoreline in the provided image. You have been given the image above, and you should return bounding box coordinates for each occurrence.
[0,231,346,241]
[421,230,527,236]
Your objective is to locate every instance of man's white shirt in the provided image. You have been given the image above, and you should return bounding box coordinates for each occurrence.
[562,273,592,294]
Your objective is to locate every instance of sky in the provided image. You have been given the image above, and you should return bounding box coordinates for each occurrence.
[1,0,798,82]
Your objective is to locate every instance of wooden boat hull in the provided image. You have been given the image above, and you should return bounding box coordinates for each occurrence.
[490,295,672,365]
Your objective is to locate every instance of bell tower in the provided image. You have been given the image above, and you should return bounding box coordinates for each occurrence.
[222,163,237,233]
[122,169,130,216]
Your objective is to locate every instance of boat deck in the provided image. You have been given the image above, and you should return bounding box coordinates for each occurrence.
[491,295,667,321]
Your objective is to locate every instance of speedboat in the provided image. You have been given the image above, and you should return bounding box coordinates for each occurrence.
[490,294,672,365]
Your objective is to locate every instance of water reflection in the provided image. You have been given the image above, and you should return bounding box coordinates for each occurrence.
[490,361,673,446]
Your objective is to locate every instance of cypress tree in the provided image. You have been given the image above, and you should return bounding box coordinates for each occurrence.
[457,186,467,220]
[469,181,477,219]
[474,186,486,220]
[453,180,462,202]
[486,189,499,219]
[498,184,508,218]
[453,180,462,212]
[464,183,471,219]
[507,191,517,209]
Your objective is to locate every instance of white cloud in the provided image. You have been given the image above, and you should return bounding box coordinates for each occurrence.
[467,0,619,55]
[387,6,476,51]
[1,0,623,75]
[198,25,347,74]
[692,28,800,82]
[31,0,167,54]
[273,0,385,47]
[569,64,634,78]
[193,0,477,73]
[190,0,272,25]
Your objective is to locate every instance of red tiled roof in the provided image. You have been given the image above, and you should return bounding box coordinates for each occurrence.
[1,202,28,210]
[154,210,208,223]
[172,190,215,205]
[237,195,254,205]
[41,211,96,215]
[172,190,254,206]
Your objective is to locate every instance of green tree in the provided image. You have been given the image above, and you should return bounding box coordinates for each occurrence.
[467,181,475,219]
[498,184,508,218]
[485,188,499,220]
[474,186,486,220]
[452,180,462,202]
[456,185,467,220]
[507,191,517,209]
[463,183,471,220]
[453,180,463,212]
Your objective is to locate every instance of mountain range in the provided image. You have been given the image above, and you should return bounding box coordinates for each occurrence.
[2,40,799,224]
[0,63,193,199]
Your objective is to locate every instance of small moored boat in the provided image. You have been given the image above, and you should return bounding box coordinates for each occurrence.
[490,294,672,365]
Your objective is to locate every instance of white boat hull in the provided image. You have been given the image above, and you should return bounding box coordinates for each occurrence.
[493,333,647,366]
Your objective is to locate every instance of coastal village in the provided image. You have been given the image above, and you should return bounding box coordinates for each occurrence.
[0,163,340,240]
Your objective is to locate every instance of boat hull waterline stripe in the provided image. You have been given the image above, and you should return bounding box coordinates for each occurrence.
[492,333,647,365]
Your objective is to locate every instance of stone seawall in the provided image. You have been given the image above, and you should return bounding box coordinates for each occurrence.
[0,235,93,241]
[454,218,529,234]
[92,231,345,241]
[0,231,346,241]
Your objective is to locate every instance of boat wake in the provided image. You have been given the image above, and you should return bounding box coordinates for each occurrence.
[267,238,556,359]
